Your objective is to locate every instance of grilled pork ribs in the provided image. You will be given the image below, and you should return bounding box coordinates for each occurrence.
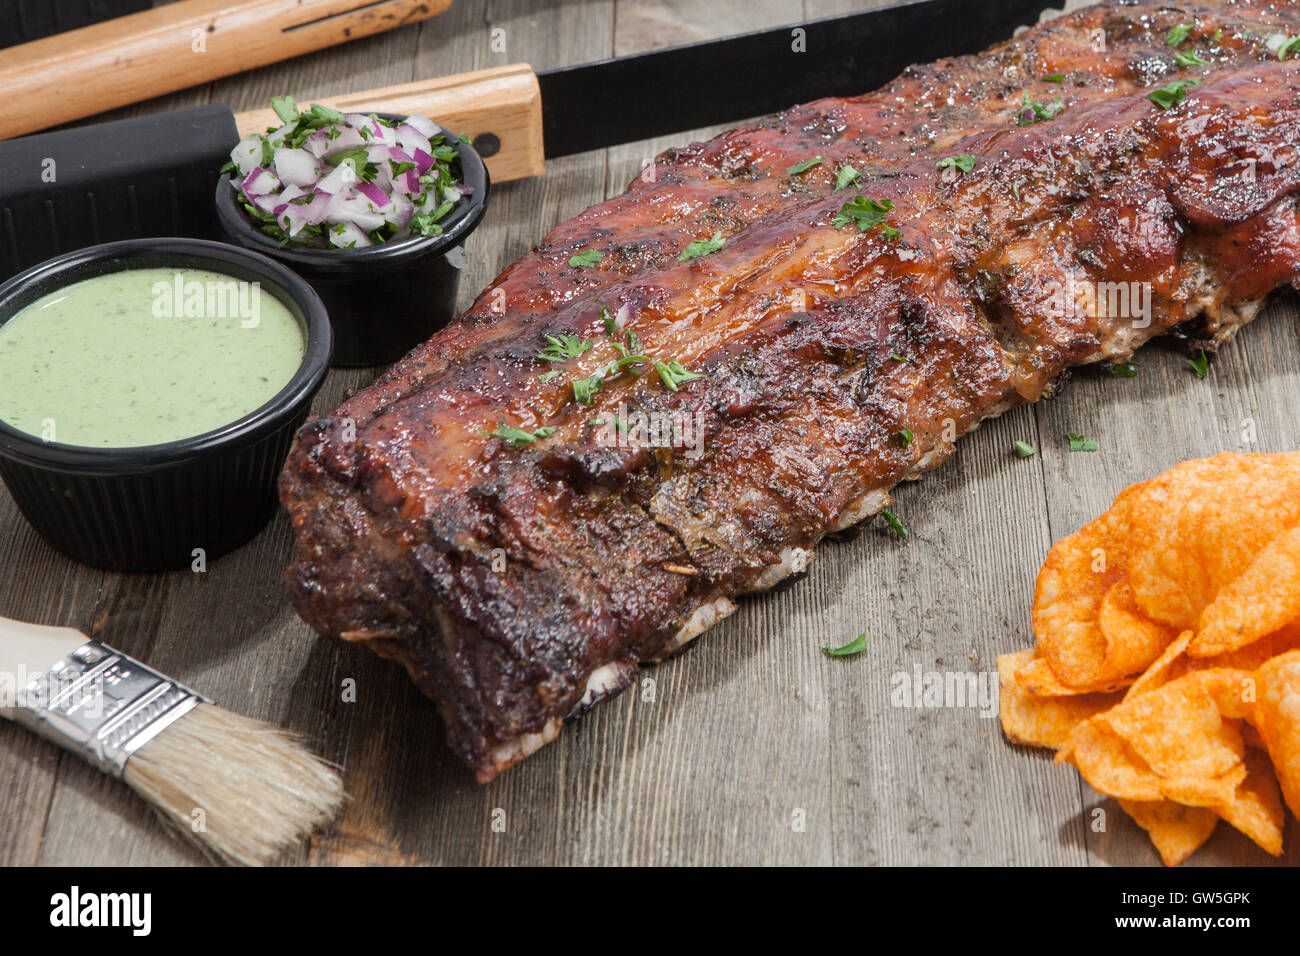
[281,1,1300,780]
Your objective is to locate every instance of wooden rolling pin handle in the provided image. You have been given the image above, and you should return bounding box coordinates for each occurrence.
[0,0,453,142]
[232,63,546,183]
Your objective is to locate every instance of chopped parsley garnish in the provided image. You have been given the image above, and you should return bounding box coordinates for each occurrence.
[898,428,914,445]
[1148,78,1200,109]
[569,249,604,268]
[1174,49,1210,67]
[572,372,605,404]
[881,509,908,538]
[601,306,617,334]
[831,196,898,238]
[787,155,825,175]
[1165,23,1194,47]
[1110,360,1139,378]
[1042,73,1066,83]
[537,334,593,363]
[1013,440,1037,458]
[1067,432,1098,452]
[654,358,705,391]
[1186,349,1210,378]
[625,329,643,353]
[271,94,300,124]
[834,164,862,191]
[411,201,455,237]
[480,424,557,447]
[1018,93,1064,125]
[538,370,561,383]
[1278,35,1300,60]
[325,146,380,184]
[822,634,868,658]
[678,230,726,261]
[891,353,908,363]
[936,154,977,174]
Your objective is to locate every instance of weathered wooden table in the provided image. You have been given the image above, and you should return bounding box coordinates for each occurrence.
[2,0,1297,866]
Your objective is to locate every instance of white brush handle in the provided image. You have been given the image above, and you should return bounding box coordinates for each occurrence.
[0,616,91,716]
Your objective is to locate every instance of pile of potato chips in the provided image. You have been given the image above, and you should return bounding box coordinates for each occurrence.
[998,452,1300,865]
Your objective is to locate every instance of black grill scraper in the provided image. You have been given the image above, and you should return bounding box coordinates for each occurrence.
[0,105,239,283]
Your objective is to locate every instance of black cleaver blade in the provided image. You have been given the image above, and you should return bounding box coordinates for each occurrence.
[0,106,238,282]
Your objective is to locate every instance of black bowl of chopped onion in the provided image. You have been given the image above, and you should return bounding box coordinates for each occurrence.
[214,98,489,366]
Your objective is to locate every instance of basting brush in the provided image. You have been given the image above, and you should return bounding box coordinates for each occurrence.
[0,615,343,865]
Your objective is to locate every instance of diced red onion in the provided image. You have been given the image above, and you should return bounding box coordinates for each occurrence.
[316,162,358,195]
[412,147,435,175]
[265,122,295,147]
[356,181,391,208]
[242,167,281,195]
[249,191,282,216]
[274,147,322,187]
[231,134,262,176]
[328,222,373,248]
[404,113,439,138]
[384,191,414,228]
[320,126,366,155]
[395,124,432,159]
[303,130,330,158]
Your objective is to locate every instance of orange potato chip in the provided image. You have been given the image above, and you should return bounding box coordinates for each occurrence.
[1097,577,1178,677]
[1187,621,1300,673]
[1033,503,1130,688]
[1123,454,1300,630]
[1252,649,1300,818]
[1058,717,1162,801]
[1008,453,1300,864]
[1101,670,1246,779]
[1215,749,1284,856]
[1192,525,1300,657]
[998,651,1122,749]
[1242,723,1267,750]
[1157,764,1248,808]
[1118,799,1219,867]
[1014,655,1132,697]
[1125,631,1193,699]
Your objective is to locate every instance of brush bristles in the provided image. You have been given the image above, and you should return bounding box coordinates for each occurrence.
[122,703,344,866]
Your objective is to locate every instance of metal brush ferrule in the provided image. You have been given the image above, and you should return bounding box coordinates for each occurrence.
[11,642,208,778]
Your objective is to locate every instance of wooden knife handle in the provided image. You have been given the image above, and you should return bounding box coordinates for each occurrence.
[0,0,452,141]
[233,64,546,183]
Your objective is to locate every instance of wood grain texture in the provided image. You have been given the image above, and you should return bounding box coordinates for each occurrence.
[1,0,1297,867]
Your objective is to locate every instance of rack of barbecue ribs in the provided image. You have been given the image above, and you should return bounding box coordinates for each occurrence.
[280,0,1300,781]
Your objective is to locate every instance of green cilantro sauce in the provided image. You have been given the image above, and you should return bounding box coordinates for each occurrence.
[0,268,305,448]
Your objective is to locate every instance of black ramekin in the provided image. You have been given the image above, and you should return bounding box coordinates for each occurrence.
[0,238,332,572]
[213,116,490,367]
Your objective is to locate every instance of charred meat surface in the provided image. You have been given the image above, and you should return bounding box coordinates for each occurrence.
[281,1,1300,780]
